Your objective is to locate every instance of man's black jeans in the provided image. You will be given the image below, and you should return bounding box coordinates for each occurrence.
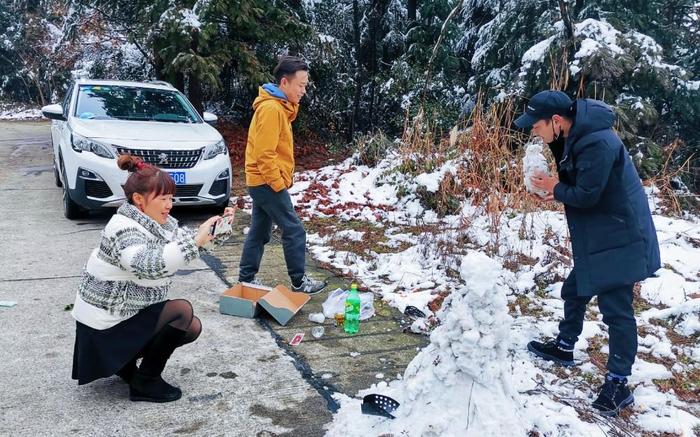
[558,269,637,376]
[238,185,306,286]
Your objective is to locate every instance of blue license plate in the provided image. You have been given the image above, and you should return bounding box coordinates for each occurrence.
[168,172,186,185]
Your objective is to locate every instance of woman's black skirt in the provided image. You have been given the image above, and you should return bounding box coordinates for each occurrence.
[72,301,167,385]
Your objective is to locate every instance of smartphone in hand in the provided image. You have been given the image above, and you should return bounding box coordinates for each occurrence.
[209,219,219,236]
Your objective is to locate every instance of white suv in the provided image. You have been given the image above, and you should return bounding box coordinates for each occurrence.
[41,79,231,219]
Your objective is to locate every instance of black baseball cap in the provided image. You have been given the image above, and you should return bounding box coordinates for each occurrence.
[514,90,574,129]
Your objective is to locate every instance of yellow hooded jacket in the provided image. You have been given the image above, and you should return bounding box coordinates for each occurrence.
[245,86,299,192]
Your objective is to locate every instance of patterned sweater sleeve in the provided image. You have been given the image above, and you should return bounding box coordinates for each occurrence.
[113,226,200,280]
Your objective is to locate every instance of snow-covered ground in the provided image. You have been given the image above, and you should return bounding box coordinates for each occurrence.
[0,104,43,120]
[258,153,699,436]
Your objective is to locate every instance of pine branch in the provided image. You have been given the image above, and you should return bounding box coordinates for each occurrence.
[558,0,575,40]
[90,5,154,66]
[420,0,464,103]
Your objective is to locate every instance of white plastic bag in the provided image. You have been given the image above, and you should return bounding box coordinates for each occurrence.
[322,288,375,321]
[523,139,550,198]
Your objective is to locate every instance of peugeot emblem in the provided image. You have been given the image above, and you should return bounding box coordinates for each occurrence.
[158,153,168,165]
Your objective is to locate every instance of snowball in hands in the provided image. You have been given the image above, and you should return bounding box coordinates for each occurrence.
[523,139,550,197]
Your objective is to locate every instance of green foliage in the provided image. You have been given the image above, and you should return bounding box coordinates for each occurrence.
[416,181,462,218]
[65,0,309,112]
[453,0,698,189]
[1,0,697,192]
[355,131,394,167]
[0,2,78,104]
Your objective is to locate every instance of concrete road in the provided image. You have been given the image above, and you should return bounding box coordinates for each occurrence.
[0,121,332,436]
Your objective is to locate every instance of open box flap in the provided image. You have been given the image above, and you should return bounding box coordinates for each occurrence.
[219,283,270,318]
[257,285,310,326]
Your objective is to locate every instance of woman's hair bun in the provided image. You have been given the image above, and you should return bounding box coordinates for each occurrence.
[117,154,143,172]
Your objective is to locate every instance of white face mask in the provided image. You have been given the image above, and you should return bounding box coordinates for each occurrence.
[549,118,566,147]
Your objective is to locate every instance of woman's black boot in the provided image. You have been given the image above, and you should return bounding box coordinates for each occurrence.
[129,325,186,403]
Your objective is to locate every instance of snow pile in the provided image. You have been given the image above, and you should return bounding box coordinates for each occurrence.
[326,251,528,436]
[0,107,43,120]
[396,251,525,435]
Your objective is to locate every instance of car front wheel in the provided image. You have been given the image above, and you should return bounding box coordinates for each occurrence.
[60,160,83,219]
[53,163,62,187]
[50,134,62,187]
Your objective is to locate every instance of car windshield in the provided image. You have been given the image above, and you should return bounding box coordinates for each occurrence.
[74,85,200,123]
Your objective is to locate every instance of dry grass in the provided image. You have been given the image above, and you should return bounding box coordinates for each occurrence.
[653,367,700,402]
[648,139,699,216]
[637,352,675,371]
[427,289,452,313]
[632,283,654,315]
[664,328,699,349]
[508,294,549,318]
[503,250,539,273]
[394,93,568,257]
[585,335,609,372]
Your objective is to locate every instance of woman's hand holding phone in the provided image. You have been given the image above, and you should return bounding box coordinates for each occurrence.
[195,216,221,247]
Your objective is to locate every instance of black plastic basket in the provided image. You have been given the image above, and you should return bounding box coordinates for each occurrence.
[404,305,426,319]
[361,394,400,419]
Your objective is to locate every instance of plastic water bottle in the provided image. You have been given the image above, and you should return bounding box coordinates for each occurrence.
[344,283,361,334]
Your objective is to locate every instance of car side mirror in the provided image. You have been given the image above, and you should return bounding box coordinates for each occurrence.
[202,111,218,126]
[41,104,66,121]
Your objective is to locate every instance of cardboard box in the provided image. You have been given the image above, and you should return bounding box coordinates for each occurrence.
[219,283,310,326]
[258,285,311,326]
[219,283,270,318]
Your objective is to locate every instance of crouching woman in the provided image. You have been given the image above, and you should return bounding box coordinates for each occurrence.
[71,154,232,403]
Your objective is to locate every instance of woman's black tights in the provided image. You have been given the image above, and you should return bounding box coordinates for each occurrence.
[153,299,202,345]
[117,299,201,382]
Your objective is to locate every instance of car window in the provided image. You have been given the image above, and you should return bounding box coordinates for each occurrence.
[74,85,201,123]
[62,85,74,118]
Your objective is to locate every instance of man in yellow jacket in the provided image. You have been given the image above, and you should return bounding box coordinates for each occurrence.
[238,56,326,294]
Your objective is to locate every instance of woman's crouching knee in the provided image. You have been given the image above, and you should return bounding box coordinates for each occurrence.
[181,316,202,346]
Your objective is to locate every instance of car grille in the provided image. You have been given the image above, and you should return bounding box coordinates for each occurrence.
[174,184,203,197]
[115,147,203,169]
[209,179,229,196]
[85,180,113,198]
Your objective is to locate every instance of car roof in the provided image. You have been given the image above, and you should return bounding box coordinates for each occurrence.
[74,79,177,91]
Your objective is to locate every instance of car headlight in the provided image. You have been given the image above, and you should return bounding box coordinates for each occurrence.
[71,134,115,158]
[203,139,227,160]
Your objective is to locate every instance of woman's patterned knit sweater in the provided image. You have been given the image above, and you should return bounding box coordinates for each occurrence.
[73,203,201,326]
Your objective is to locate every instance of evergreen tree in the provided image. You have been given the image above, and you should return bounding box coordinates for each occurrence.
[452,0,698,182]
[71,0,308,113]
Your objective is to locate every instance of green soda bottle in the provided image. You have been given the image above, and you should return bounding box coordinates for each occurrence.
[344,283,361,334]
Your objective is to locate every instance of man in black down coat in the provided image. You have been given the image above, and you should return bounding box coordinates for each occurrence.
[515,90,661,416]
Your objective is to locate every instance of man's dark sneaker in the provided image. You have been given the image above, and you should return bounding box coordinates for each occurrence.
[527,339,575,366]
[291,274,327,294]
[592,377,634,416]
[240,277,270,289]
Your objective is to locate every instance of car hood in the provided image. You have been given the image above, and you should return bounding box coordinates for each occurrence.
[70,119,222,144]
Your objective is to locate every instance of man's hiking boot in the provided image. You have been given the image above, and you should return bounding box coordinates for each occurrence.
[592,377,634,416]
[527,339,575,366]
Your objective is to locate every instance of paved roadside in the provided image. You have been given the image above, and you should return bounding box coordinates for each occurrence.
[0,121,332,436]
[210,196,429,406]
